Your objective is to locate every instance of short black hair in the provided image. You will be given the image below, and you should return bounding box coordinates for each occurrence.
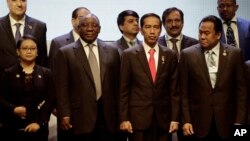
[17,34,38,49]
[199,15,222,34]
[72,7,90,19]
[140,13,162,28]
[162,7,184,24]
[117,10,139,33]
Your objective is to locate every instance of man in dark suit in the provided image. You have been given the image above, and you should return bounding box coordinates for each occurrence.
[180,15,247,141]
[48,7,90,69]
[112,10,141,55]
[54,13,121,141]
[217,0,250,61]
[158,7,198,60]
[119,13,179,141]
[0,0,48,69]
[158,7,199,141]
[48,7,90,141]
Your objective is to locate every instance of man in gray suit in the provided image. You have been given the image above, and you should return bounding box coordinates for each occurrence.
[48,7,90,70]
[158,7,198,60]
[0,0,48,69]
[180,15,247,141]
[112,10,141,55]
[54,13,121,141]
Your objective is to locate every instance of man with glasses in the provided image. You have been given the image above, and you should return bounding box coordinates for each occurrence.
[217,0,250,61]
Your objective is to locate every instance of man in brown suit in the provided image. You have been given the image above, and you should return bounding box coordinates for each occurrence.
[179,15,247,141]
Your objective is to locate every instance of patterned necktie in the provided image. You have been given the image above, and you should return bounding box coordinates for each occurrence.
[170,38,179,59]
[148,49,156,83]
[207,51,216,88]
[225,21,236,47]
[88,44,102,100]
[15,23,22,44]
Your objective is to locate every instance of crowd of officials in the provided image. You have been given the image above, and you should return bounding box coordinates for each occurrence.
[0,0,250,141]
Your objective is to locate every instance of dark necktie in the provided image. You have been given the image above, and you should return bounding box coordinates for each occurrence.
[129,40,135,47]
[15,23,22,44]
[225,21,236,47]
[170,38,179,59]
[148,49,156,83]
[88,44,102,100]
[206,51,216,88]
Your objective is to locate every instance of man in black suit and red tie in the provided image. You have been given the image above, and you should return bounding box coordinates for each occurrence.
[0,0,48,69]
[119,13,179,141]
[179,15,247,141]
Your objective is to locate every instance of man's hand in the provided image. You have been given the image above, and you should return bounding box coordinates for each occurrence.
[120,121,133,133]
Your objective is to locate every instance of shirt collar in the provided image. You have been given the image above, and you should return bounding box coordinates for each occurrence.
[72,30,80,41]
[143,42,159,54]
[123,35,137,43]
[222,16,237,24]
[205,42,220,56]
[80,39,98,47]
[9,15,25,26]
[165,33,183,41]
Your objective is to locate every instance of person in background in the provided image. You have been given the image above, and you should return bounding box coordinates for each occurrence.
[112,10,141,55]
[0,34,54,141]
[54,13,121,141]
[217,0,250,61]
[119,13,179,141]
[158,7,198,61]
[48,7,90,70]
[180,15,247,141]
[0,0,48,70]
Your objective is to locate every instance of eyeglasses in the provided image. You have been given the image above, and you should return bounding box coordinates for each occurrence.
[20,47,37,52]
[218,3,235,9]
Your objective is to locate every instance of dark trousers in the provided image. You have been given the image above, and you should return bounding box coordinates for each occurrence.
[129,114,172,141]
[72,98,122,141]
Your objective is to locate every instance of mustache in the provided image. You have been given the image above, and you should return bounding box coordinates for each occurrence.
[170,26,179,30]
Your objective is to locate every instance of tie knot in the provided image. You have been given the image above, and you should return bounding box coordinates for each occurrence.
[170,38,178,43]
[148,49,155,56]
[225,21,235,26]
[88,44,94,49]
[129,40,135,46]
[15,23,21,29]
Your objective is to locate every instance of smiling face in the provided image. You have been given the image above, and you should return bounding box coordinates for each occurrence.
[78,14,101,44]
[7,0,27,21]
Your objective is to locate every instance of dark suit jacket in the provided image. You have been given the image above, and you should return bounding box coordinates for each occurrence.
[112,36,141,55]
[180,43,247,138]
[0,14,48,69]
[119,44,179,130]
[48,31,74,70]
[158,35,199,50]
[221,17,250,61]
[245,60,250,124]
[54,39,120,134]
[0,64,53,129]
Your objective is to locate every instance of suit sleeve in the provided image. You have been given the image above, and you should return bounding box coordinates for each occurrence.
[119,51,131,122]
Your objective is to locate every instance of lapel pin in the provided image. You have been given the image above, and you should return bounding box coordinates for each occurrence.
[38,75,42,78]
[28,25,32,30]
[161,56,165,64]
[16,74,20,78]
[223,50,227,56]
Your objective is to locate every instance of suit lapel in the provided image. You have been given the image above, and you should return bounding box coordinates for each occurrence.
[118,37,129,51]
[214,44,227,88]
[236,18,245,49]
[196,45,213,87]
[24,16,34,34]
[1,15,16,46]
[136,45,155,84]
[73,40,95,84]
[155,46,165,85]
[97,40,106,84]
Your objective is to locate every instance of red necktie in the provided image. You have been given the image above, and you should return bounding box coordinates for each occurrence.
[148,49,156,83]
